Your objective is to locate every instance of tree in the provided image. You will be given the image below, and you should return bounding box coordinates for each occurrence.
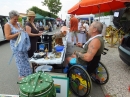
[95,11,114,17]
[18,17,22,24]
[28,6,58,18]
[41,0,62,15]
[104,11,114,16]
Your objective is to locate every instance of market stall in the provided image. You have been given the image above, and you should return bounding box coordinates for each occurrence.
[29,26,69,72]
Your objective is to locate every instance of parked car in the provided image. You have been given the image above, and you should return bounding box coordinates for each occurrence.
[0,15,8,42]
[118,34,130,66]
[113,6,130,66]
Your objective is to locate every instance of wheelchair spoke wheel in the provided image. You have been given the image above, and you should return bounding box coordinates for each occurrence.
[91,62,109,85]
[68,65,92,97]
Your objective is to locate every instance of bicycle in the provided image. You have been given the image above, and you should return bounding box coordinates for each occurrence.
[67,50,109,97]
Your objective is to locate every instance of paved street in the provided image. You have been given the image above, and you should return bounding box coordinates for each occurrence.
[1,29,130,97]
[0,29,105,97]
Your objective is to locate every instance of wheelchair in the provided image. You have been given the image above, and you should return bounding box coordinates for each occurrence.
[67,50,109,97]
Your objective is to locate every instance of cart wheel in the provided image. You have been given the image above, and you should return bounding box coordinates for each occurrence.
[67,65,92,97]
[91,62,109,85]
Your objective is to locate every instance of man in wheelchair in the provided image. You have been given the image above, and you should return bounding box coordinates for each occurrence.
[65,21,104,74]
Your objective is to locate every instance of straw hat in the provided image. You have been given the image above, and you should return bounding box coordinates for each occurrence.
[27,11,36,17]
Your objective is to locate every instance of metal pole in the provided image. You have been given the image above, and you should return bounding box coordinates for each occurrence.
[61,14,62,19]
[97,5,100,21]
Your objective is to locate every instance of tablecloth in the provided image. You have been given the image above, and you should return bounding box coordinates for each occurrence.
[29,33,68,65]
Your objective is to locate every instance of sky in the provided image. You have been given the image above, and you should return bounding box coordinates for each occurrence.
[0,0,80,20]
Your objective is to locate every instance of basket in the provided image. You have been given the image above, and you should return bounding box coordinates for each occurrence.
[55,46,64,52]
[18,72,56,97]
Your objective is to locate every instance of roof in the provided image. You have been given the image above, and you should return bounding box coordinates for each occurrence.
[45,16,50,20]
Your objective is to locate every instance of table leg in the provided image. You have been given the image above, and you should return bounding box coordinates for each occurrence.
[32,63,40,73]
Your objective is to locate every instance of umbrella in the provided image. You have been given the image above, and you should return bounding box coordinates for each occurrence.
[68,0,130,47]
[68,0,130,15]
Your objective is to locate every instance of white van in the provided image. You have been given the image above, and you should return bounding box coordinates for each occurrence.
[94,15,115,27]
[0,15,9,42]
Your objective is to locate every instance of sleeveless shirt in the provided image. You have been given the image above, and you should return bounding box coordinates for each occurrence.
[76,36,104,65]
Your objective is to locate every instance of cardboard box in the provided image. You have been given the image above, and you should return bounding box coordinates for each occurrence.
[45,72,69,97]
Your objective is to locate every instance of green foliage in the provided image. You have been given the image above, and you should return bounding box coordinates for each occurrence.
[18,17,22,23]
[28,6,58,18]
[95,11,114,17]
[41,0,62,15]
[104,11,114,16]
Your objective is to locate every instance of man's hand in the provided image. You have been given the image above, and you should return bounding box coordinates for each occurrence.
[71,51,77,58]
[76,42,83,47]
[73,51,80,58]
[75,51,79,58]
[75,51,85,59]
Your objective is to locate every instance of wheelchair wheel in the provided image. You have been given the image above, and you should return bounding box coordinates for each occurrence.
[91,62,109,85]
[67,65,92,97]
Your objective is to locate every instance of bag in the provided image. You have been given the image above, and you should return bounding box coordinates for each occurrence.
[9,30,31,64]
[14,30,30,52]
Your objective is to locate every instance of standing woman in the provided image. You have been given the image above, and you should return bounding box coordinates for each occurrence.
[4,10,32,80]
[25,11,43,58]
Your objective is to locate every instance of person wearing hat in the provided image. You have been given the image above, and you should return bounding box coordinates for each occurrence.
[25,11,43,58]
[4,10,32,80]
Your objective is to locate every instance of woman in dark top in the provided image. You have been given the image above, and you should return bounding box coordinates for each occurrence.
[25,11,43,58]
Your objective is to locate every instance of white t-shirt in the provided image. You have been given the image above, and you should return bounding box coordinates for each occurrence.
[83,23,89,32]
[36,22,39,28]
[78,22,81,30]
[40,22,43,27]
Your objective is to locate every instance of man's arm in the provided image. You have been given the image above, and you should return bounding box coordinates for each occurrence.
[76,38,101,62]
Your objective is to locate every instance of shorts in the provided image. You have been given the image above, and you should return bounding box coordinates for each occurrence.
[70,31,78,37]
[69,58,99,74]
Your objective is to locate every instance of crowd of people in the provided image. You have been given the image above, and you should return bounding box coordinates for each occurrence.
[4,9,106,81]
[69,14,90,45]
[4,10,69,80]
[23,17,66,33]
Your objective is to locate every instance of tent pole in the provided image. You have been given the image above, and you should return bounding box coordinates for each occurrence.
[98,5,100,21]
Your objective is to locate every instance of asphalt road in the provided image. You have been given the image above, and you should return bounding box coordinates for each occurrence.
[0,40,105,97]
